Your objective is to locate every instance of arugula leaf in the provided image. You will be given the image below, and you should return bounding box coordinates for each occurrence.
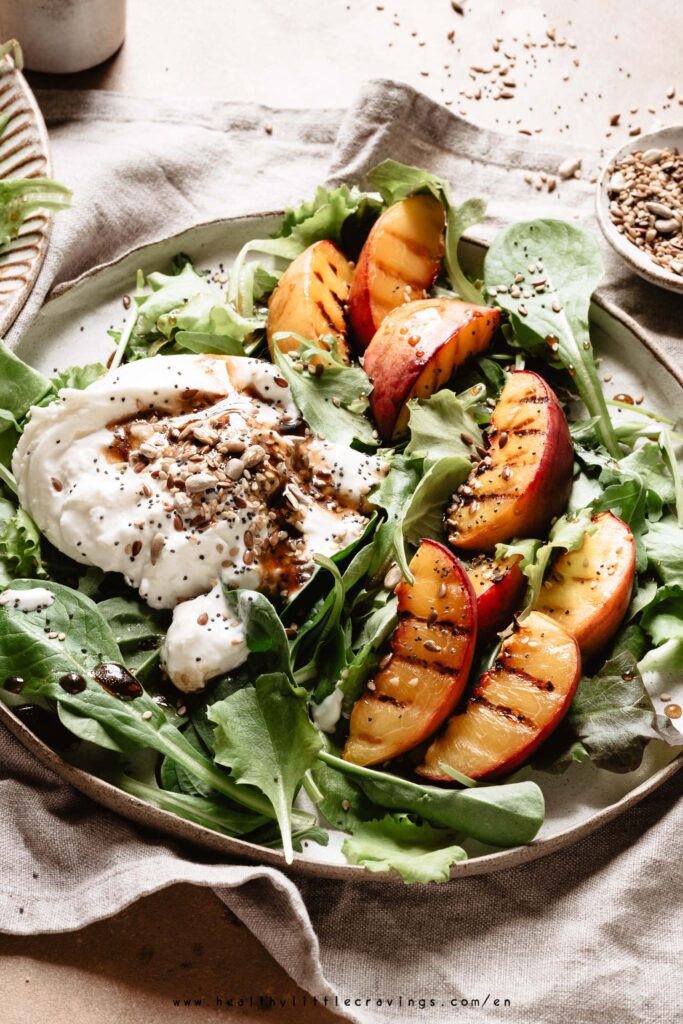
[372,453,470,582]
[208,672,323,863]
[342,814,467,883]
[565,651,683,772]
[160,722,216,798]
[368,454,421,578]
[405,388,484,467]
[600,441,674,519]
[645,518,683,585]
[484,219,619,457]
[367,160,485,303]
[318,751,544,847]
[272,336,377,448]
[402,456,471,551]
[495,507,593,612]
[0,339,52,420]
[640,585,683,646]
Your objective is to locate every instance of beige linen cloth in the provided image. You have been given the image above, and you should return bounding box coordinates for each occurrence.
[1,80,681,1024]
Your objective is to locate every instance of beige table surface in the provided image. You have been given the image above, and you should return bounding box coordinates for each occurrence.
[2,1,682,1022]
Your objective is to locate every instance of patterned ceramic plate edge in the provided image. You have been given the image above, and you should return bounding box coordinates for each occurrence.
[0,53,52,336]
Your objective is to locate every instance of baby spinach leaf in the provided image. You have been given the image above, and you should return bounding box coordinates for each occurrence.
[97,595,168,681]
[208,672,323,862]
[342,814,467,884]
[225,588,292,679]
[485,219,619,457]
[113,772,268,837]
[367,159,485,303]
[0,580,282,822]
[0,339,52,420]
[318,751,545,847]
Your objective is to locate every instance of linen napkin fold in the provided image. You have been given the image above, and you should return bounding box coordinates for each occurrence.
[1,80,681,1024]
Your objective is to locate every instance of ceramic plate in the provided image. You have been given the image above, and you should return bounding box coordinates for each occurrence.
[2,213,681,881]
[0,51,53,335]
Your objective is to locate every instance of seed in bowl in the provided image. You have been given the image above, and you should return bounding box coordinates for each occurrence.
[606,147,683,276]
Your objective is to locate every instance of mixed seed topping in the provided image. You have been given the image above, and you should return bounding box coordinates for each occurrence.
[606,147,683,276]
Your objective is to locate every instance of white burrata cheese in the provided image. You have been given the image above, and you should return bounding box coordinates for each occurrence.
[159,583,246,692]
[14,354,385,691]
[0,587,55,612]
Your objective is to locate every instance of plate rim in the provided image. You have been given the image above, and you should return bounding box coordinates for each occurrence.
[0,59,54,336]
[4,209,682,883]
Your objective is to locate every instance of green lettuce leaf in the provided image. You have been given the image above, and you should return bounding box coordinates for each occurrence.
[342,814,467,884]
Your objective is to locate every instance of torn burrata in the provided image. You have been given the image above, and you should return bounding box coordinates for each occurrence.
[13,354,385,691]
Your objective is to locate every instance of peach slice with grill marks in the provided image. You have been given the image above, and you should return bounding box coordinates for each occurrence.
[418,611,581,782]
[343,539,477,767]
[348,194,446,350]
[266,240,354,363]
[535,511,635,661]
[466,554,526,639]
[364,297,500,441]
[446,370,573,553]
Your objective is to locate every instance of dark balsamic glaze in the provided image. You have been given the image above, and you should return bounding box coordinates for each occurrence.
[92,662,143,700]
[58,672,87,694]
[3,676,24,694]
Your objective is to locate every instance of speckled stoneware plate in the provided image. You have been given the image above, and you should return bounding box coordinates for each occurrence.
[596,124,683,295]
[0,51,53,335]
[2,214,681,882]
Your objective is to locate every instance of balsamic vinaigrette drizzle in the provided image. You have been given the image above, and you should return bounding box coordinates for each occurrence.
[58,672,86,695]
[91,662,143,701]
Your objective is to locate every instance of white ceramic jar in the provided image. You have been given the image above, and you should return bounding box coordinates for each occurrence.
[0,0,126,74]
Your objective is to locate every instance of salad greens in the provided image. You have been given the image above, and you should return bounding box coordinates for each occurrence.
[0,159,681,883]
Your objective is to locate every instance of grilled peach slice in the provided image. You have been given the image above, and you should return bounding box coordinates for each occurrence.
[419,611,581,782]
[446,370,573,552]
[343,539,477,767]
[364,298,500,441]
[535,512,635,661]
[466,554,526,638]
[267,240,354,363]
[348,194,446,349]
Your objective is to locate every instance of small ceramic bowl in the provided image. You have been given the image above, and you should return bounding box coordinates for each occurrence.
[596,125,683,295]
